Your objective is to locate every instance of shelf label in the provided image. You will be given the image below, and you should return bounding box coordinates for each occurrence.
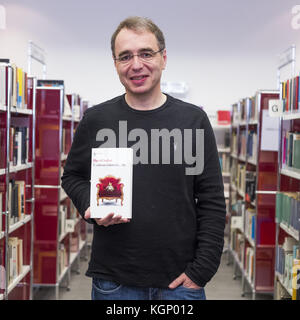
[261,109,280,151]
[268,99,283,117]
[65,219,75,233]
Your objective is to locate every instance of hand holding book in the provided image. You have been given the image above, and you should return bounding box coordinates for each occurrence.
[84,207,130,227]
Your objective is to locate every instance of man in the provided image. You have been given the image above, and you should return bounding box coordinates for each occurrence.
[61,16,226,300]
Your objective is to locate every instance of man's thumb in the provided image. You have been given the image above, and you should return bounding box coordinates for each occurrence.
[84,207,91,219]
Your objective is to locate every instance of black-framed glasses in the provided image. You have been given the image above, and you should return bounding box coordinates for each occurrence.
[114,48,164,64]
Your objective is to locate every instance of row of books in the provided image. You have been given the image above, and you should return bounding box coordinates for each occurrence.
[237,164,246,192]
[58,243,68,276]
[70,234,80,253]
[230,228,244,264]
[232,104,239,125]
[7,237,23,285]
[0,62,28,109]
[231,131,238,155]
[0,247,4,291]
[275,236,300,299]
[245,208,256,243]
[9,127,29,167]
[238,130,247,158]
[247,131,257,161]
[245,247,254,283]
[8,180,26,227]
[282,131,300,170]
[239,100,247,123]
[280,75,300,112]
[219,153,230,173]
[59,204,68,238]
[245,171,256,203]
[276,192,300,232]
[231,199,245,216]
[248,97,257,122]
[61,128,71,155]
[215,130,230,149]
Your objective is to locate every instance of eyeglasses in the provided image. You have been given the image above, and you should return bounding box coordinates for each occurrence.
[114,48,164,64]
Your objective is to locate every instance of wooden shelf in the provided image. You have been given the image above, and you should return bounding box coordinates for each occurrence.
[282,111,300,120]
[218,147,231,153]
[7,265,31,296]
[9,163,33,173]
[8,215,32,234]
[10,107,33,115]
[62,115,72,121]
[212,124,231,129]
[279,222,299,241]
[280,166,300,180]
[275,272,292,296]
[247,157,257,166]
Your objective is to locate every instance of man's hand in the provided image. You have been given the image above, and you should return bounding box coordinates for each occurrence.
[168,273,201,290]
[84,207,130,227]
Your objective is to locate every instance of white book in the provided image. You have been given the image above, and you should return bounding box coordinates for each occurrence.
[90,148,133,219]
[0,66,6,108]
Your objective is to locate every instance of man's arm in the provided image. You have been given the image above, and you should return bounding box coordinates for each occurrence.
[61,113,131,227]
[61,114,94,224]
[184,112,226,288]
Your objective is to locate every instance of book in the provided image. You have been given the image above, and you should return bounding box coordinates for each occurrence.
[292,133,300,169]
[8,237,18,283]
[90,148,133,219]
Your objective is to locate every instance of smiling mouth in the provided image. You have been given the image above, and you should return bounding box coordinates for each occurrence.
[130,75,148,80]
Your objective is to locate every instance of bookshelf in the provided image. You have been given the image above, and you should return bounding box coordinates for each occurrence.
[33,82,88,300]
[211,116,231,239]
[274,74,300,300]
[228,90,279,299]
[0,62,36,300]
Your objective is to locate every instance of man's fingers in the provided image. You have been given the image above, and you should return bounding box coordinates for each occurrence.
[95,213,130,227]
[168,273,185,289]
[84,207,91,219]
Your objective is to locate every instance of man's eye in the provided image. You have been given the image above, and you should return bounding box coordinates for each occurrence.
[140,52,153,59]
[119,55,131,62]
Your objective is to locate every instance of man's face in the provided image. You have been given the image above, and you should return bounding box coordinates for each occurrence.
[114,28,167,97]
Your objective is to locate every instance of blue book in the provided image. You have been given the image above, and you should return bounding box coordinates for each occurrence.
[251,215,255,240]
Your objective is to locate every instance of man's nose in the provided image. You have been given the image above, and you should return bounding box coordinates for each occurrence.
[131,55,143,70]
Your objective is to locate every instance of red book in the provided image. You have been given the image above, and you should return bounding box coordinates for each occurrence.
[296,76,299,110]
[286,79,289,112]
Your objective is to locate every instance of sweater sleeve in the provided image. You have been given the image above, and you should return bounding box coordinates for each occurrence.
[61,113,95,224]
[185,112,226,287]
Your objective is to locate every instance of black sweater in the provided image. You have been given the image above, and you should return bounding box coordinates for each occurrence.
[61,94,226,288]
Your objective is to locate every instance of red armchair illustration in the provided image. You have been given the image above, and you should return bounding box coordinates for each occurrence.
[96,175,124,206]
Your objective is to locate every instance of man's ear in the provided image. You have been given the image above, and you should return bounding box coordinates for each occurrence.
[162,48,167,70]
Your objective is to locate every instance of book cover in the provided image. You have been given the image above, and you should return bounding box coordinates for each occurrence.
[292,133,300,169]
[90,148,133,219]
[295,76,299,111]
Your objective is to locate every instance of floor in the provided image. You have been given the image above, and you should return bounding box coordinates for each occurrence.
[33,241,273,300]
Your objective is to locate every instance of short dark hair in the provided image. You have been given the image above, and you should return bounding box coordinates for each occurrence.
[111,16,165,57]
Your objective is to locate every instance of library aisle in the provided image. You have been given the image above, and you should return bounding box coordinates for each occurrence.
[33,237,271,300]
